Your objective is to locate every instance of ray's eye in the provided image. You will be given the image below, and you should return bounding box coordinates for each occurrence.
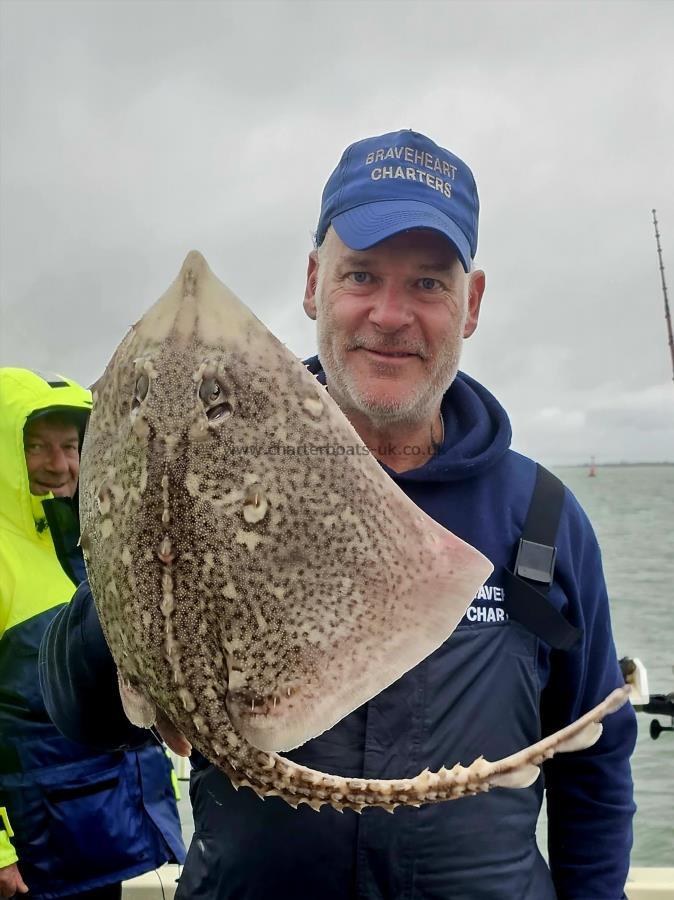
[200,379,221,404]
[199,377,233,422]
[132,373,149,409]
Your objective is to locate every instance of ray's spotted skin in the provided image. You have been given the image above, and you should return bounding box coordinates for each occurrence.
[79,252,630,812]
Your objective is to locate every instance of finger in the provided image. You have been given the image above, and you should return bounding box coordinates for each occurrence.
[156,711,192,756]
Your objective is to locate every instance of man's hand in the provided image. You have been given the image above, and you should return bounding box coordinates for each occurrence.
[0,862,29,897]
[155,709,192,757]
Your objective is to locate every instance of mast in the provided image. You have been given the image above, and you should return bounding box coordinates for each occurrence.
[652,209,674,382]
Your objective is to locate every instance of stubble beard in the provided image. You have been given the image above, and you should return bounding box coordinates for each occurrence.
[315,299,466,429]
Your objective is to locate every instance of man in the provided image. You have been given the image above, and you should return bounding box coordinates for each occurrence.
[41,130,636,899]
[0,368,185,900]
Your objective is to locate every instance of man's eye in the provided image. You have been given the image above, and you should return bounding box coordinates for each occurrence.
[418,277,441,291]
[349,272,371,285]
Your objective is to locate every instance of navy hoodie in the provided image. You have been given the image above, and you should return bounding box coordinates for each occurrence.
[40,364,637,900]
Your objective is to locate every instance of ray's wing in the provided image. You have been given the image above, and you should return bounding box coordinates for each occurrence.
[80,251,493,757]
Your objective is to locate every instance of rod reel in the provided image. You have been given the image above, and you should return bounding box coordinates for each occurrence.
[620,656,674,740]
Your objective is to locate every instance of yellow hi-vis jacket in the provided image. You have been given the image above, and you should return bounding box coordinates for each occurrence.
[0,367,92,868]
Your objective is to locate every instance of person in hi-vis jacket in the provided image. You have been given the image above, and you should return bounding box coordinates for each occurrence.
[0,368,185,900]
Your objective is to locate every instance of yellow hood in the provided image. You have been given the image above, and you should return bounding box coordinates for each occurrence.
[0,368,92,540]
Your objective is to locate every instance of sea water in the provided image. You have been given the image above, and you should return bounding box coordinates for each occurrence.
[547,464,674,866]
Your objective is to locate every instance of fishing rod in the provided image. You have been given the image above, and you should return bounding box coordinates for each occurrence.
[652,209,674,383]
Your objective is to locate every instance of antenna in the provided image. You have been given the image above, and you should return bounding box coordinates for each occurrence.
[652,209,674,383]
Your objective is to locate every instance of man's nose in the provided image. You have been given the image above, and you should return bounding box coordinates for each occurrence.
[45,447,70,472]
[368,284,413,331]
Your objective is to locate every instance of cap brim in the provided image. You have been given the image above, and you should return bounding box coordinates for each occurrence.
[26,406,90,437]
[27,405,89,423]
[331,200,472,271]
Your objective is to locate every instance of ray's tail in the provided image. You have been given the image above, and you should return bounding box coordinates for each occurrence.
[218,686,631,812]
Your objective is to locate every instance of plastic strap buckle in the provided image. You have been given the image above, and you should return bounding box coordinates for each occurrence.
[515,538,557,585]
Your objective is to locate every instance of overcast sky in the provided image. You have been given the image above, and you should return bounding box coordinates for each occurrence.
[1,0,673,465]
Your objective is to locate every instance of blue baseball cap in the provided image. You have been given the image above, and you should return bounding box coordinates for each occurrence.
[316,129,479,271]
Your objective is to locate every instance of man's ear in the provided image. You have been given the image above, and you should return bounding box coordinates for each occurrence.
[303,251,319,320]
[464,269,485,338]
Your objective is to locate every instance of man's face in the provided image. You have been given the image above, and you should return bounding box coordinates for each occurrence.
[23,416,80,497]
[304,228,485,425]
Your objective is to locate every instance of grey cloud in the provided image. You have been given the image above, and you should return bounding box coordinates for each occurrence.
[1,0,673,464]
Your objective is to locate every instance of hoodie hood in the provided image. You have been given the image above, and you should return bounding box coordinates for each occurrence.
[0,368,92,539]
[304,357,511,483]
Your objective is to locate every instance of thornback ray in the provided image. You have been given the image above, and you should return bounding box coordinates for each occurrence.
[79,251,629,811]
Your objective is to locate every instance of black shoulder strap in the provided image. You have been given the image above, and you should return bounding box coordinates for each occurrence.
[503,464,582,651]
[42,496,81,587]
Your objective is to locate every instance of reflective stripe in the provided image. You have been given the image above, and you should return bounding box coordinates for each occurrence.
[0,806,17,868]
[0,806,14,837]
[25,370,71,387]
[166,750,182,801]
